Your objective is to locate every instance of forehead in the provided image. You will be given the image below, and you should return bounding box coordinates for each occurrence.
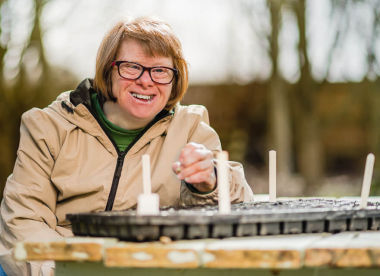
[117,39,173,67]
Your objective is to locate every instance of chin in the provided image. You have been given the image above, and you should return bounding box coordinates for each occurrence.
[131,107,161,118]
[131,112,155,121]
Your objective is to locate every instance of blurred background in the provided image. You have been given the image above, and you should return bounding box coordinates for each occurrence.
[0,0,380,200]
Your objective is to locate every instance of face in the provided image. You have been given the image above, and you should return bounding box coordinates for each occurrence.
[111,39,173,126]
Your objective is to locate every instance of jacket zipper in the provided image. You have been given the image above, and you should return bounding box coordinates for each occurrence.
[105,152,126,211]
[81,101,171,211]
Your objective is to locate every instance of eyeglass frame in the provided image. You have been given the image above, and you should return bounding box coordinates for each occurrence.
[111,61,179,85]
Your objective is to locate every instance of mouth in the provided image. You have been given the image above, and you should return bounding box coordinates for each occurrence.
[130,92,155,103]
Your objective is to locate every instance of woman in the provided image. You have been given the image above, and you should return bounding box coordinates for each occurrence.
[0,17,254,275]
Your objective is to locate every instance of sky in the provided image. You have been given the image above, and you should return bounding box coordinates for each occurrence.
[3,0,380,85]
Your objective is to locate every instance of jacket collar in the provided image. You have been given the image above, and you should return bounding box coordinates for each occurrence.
[69,78,173,119]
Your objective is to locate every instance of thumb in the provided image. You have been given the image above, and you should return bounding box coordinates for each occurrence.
[172,161,182,174]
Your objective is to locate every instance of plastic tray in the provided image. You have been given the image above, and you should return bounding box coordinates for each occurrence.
[66,199,380,241]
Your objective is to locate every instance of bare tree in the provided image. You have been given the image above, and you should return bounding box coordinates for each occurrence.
[240,0,293,183]
[291,0,380,194]
[0,0,77,199]
[362,0,380,193]
[292,0,324,193]
[267,0,293,183]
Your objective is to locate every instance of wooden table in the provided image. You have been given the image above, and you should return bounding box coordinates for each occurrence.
[14,231,380,275]
[14,196,380,275]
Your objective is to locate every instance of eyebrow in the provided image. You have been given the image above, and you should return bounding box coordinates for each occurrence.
[123,60,174,68]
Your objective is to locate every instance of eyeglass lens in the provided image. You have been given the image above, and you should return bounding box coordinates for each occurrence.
[119,62,174,84]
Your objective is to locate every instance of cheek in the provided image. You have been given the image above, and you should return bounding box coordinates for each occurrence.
[112,79,133,97]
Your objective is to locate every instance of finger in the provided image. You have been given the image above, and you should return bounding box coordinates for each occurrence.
[180,148,213,167]
[184,168,215,185]
[178,143,205,163]
[177,159,214,180]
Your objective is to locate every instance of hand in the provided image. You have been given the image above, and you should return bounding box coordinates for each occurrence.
[172,142,216,193]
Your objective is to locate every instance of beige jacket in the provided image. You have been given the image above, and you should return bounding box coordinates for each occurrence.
[0,79,254,275]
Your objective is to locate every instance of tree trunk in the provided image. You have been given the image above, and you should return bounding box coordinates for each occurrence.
[294,0,324,194]
[268,0,293,188]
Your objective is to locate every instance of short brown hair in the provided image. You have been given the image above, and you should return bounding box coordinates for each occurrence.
[93,17,189,110]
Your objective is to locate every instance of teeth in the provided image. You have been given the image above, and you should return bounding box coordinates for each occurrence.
[131,93,154,100]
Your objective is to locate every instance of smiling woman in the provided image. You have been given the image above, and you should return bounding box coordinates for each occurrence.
[0,17,254,276]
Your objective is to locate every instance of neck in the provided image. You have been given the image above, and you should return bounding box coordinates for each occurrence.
[102,101,149,130]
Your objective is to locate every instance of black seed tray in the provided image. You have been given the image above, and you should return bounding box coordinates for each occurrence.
[66,199,380,241]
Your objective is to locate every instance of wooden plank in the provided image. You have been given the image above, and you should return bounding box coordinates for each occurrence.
[305,231,380,267]
[202,234,326,269]
[14,237,118,261]
[55,262,380,276]
[104,240,207,268]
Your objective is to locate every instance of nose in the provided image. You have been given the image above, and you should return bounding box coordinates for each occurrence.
[136,69,154,88]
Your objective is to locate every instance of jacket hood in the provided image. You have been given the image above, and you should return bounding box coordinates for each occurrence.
[69,78,94,107]
[48,79,108,144]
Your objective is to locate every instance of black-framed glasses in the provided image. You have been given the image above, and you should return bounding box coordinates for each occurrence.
[112,61,178,84]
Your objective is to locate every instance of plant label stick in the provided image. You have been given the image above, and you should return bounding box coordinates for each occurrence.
[269,150,276,202]
[217,151,231,214]
[137,154,159,215]
[360,153,375,209]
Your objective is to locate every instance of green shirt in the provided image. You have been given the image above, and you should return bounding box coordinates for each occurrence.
[90,93,144,152]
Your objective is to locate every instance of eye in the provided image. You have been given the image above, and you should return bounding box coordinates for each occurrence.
[123,63,140,70]
[130,65,140,70]
[152,68,169,74]
[154,68,164,73]
[118,62,143,78]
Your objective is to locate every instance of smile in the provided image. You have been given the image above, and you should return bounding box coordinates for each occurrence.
[131,92,155,101]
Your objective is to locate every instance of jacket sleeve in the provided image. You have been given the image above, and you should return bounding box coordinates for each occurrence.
[179,106,254,205]
[0,110,64,276]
